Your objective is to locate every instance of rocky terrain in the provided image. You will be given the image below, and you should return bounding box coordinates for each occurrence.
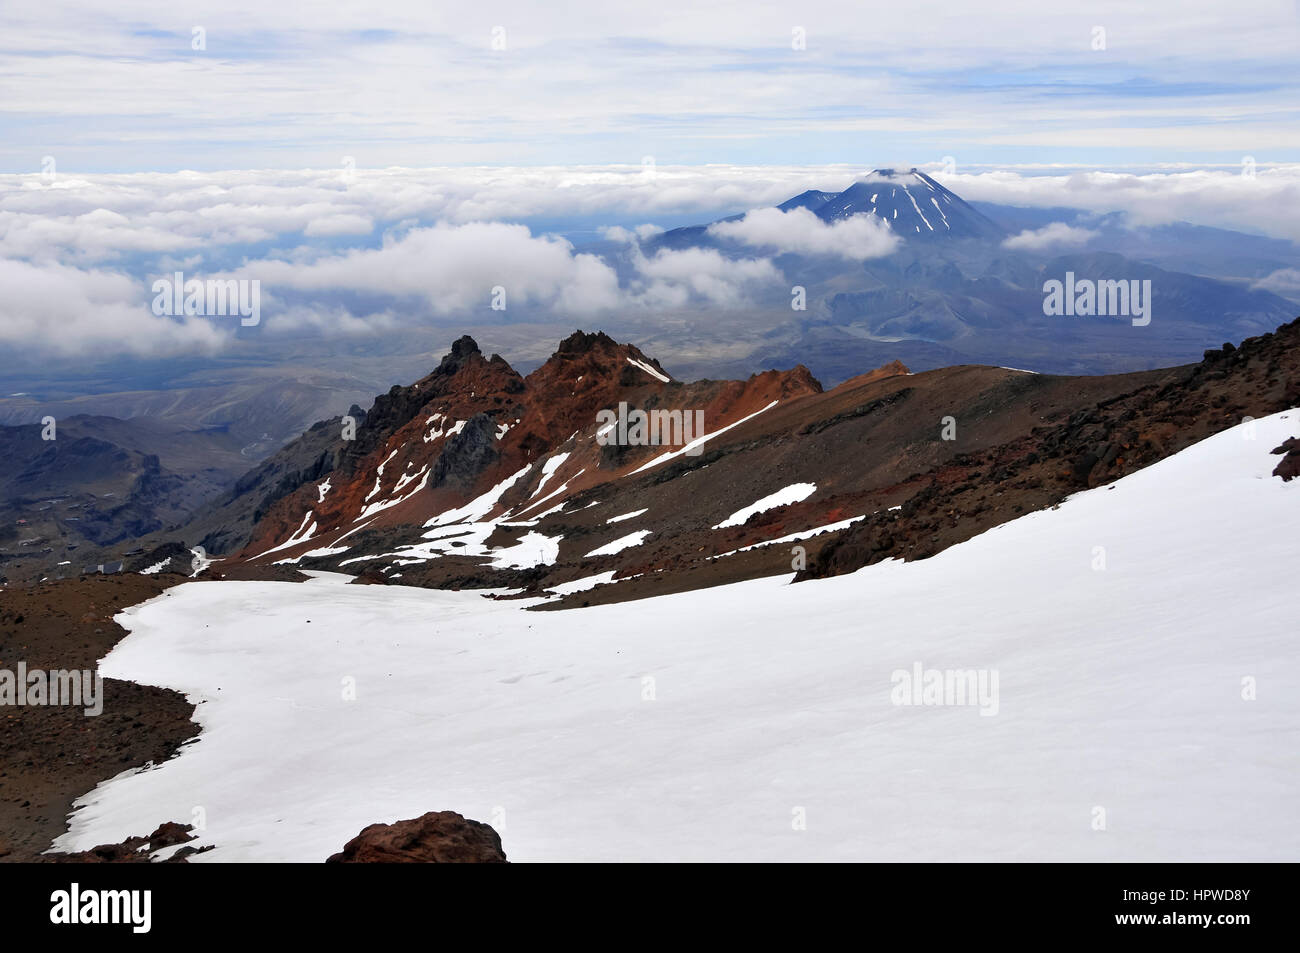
[188,318,1295,609]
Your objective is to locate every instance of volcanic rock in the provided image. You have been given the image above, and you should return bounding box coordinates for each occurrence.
[325,811,507,863]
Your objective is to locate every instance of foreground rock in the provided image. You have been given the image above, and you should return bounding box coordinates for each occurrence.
[1272,436,1300,481]
[326,811,508,863]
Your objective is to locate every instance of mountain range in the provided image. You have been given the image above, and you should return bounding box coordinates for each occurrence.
[79,315,1289,612]
[2,171,1297,584]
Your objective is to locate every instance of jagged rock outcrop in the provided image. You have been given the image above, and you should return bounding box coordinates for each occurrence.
[232,330,822,564]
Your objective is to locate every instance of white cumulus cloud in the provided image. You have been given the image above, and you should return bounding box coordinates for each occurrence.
[1002,221,1099,251]
[707,206,900,260]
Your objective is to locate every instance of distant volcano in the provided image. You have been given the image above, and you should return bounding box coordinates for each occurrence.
[652,167,1005,251]
[786,168,1006,240]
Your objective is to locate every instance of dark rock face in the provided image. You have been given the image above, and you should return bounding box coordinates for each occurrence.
[438,335,483,374]
[428,413,500,490]
[326,811,507,863]
[122,540,191,574]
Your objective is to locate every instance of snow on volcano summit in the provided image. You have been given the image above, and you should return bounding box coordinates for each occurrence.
[811,168,1005,239]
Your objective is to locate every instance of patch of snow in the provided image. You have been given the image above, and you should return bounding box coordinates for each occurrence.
[630,401,778,475]
[548,571,618,595]
[606,508,648,524]
[490,532,561,570]
[428,464,533,527]
[274,545,352,566]
[710,514,866,559]
[254,512,318,558]
[359,465,429,520]
[186,546,217,577]
[424,416,466,444]
[584,530,652,557]
[515,468,585,518]
[713,483,817,529]
[531,453,570,499]
[626,356,670,383]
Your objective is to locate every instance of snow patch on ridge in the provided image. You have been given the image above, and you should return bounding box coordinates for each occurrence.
[713,483,817,529]
[710,514,866,559]
[630,400,779,475]
[626,356,670,383]
[607,508,648,524]
[585,530,652,557]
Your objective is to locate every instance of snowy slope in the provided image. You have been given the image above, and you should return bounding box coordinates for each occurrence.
[54,412,1299,862]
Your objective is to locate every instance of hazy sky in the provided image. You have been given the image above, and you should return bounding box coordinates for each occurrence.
[2,0,1298,173]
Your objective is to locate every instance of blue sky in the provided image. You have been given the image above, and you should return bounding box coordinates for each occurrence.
[2,0,1298,173]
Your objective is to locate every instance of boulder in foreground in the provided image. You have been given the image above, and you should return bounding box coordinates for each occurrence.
[326,811,508,863]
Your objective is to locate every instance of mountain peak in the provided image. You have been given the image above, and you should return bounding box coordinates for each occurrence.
[436,335,484,375]
[812,169,1004,240]
[556,329,619,356]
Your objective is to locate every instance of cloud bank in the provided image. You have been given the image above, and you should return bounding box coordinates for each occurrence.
[2,163,1297,359]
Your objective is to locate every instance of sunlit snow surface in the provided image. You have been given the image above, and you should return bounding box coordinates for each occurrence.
[55,413,1299,861]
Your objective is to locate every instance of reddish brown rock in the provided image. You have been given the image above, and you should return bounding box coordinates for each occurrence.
[326,811,507,863]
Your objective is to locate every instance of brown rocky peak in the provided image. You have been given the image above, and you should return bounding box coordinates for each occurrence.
[555,329,619,356]
[411,336,524,400]
[437,334,483,374]
[753,363,824,398]
[527,330,672,390]
[838,359,912,389]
